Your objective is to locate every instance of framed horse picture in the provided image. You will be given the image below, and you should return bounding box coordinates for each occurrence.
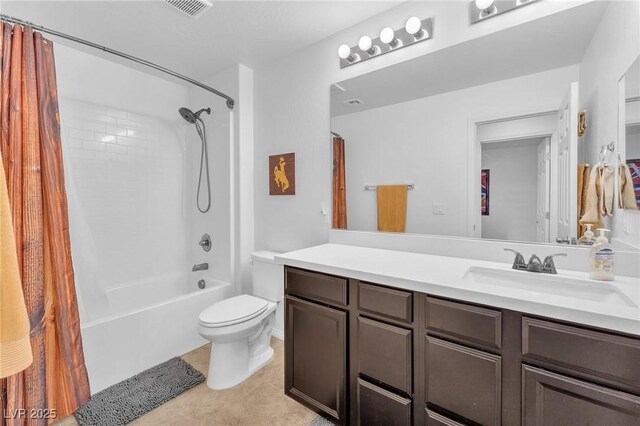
[269,153,296,195]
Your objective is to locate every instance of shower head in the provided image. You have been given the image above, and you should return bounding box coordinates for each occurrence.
[179,107,211,123]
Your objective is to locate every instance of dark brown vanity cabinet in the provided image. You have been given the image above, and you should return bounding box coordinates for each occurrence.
[284,266,640,425]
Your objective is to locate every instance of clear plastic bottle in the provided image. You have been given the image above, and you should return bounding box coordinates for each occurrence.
[589,228,615,281]
[577,224,596,246]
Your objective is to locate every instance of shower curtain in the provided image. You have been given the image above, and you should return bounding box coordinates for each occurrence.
[332,136,347,229]
[0,22,90,425]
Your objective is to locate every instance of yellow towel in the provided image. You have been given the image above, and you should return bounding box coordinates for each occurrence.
[377,185,408,232]
[0,154,33,378]
[619,164,638,210]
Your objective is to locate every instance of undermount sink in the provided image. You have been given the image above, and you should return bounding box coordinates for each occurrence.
[462,266,638,308]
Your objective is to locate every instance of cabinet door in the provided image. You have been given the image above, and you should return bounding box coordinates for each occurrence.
[426,336,502,426]
[285,296,347,424]
[523,365,640,426]
[357,378,412,426]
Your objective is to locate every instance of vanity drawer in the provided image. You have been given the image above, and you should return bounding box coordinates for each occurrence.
[426,336,502,426]
[357,378,412,426]
[522,317,640,389]
[358,316,413,395]
[358,281,413,324]
[426,297,502,350]
[285,267,348,307]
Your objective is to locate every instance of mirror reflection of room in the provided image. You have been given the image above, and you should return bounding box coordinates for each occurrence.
[331,0,640,248]
[623,57,640,210]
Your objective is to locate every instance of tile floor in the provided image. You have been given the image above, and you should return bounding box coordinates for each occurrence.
[53,338,317,426]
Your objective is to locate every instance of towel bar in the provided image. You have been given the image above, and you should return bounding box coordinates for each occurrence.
[364,184,415,191]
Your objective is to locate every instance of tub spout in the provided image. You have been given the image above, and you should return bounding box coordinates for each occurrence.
[192,263,209,272]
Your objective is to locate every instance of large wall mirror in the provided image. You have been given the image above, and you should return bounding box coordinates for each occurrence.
[330,1,638,248]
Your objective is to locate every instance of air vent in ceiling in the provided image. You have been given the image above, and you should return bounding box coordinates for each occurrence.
[343,98,364,106]
[165,0,212,18]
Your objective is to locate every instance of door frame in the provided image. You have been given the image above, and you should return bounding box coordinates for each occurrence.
[467,108,558,239]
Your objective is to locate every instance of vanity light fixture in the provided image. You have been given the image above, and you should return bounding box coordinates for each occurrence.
[338,17,433,68]
[338,44,359,63]
[470,0,539,24]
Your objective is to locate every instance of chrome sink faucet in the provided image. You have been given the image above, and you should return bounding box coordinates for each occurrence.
[504,249,567,274]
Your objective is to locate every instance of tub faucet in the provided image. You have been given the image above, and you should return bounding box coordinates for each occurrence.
[192,263,209,272]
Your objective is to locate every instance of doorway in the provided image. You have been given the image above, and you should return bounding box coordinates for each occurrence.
[480,137,550,242]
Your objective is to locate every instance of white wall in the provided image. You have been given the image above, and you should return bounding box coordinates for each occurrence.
[55,44,191,322]
[253,0,591,252]
[579,0,640,248]
[481,142,539,242]
[331,66,578,236]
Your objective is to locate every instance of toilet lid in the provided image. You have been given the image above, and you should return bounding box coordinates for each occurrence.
[199,294,269,327]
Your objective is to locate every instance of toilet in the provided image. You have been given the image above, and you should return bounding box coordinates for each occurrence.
[198,251,282,390]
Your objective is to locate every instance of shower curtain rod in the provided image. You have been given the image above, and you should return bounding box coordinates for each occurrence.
[0,14,236,109]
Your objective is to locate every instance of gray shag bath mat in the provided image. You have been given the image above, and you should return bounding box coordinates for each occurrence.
[310,415,337,426]
[74,357,204,425]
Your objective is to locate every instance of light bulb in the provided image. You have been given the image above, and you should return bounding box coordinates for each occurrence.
[475,0,494,10]
[358,35,379,56]
[338,44,351,59]
[358,36,372,51]
[379,27,401,48]
[380,27,394,44]
[337,43,359,63]
[405,17,422,35]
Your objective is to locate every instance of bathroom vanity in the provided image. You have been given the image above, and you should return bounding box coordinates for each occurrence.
[278,244,640,426]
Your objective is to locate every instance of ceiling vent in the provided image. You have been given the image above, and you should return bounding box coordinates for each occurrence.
[164,0,212,18]
[343,98,364,106]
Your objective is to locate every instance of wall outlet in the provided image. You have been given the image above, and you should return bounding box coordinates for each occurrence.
[432,203,447,215]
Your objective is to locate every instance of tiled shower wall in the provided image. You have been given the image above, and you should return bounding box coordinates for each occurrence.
[59,98,189,313]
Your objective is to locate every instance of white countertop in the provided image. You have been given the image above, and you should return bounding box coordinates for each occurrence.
[275,243,640,336]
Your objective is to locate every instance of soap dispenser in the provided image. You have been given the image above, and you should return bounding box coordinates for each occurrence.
[577,224,596,246]
[589,228,615,281]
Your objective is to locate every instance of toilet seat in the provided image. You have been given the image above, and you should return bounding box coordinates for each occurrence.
[199,294,269,328]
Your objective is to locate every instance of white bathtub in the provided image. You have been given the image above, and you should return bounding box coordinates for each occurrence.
[80,276,234,393]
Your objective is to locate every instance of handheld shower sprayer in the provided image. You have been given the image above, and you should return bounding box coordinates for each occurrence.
[179,106,212,213]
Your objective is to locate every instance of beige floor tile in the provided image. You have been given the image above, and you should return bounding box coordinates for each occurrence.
[59,337,315,426]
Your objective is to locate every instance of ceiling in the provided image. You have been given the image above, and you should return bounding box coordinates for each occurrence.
[331,1,607,117]
[1,0,402,80]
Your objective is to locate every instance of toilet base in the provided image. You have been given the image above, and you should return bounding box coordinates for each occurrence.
[203,310,276,390]
[206,340,274,390]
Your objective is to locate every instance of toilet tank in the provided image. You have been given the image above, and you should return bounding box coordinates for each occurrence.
[251,251,283,302]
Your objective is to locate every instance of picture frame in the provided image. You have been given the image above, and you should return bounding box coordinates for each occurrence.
[269,153,296,195]
[481,169,490,215]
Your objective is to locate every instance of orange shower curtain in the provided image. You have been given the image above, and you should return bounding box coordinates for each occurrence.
[332,136,347,229]
[0,22,90,425]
